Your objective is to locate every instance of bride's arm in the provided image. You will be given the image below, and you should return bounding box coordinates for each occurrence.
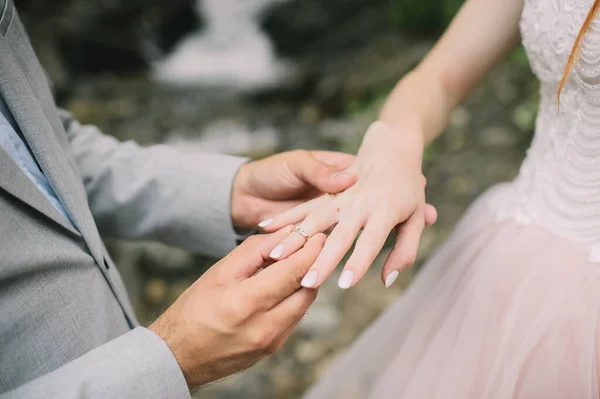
[381,0,523,146]
[262,0,525,289]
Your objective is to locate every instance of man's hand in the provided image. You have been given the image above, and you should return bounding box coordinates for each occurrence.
[149,227,325,388]
[230,150,357,230]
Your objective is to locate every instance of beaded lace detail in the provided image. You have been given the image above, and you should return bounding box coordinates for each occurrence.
[494,0,600,262]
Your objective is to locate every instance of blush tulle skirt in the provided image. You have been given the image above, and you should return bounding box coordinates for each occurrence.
[303,185,600,399]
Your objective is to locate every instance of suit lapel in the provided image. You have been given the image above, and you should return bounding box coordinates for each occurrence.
[0,37,105,266]
[0,0,12,36]
[0,147,80,235]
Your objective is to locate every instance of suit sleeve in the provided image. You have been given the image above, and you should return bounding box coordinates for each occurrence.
[59,109,248,258]
[0,328,191,399]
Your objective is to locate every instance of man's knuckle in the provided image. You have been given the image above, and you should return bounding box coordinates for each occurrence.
[305,289,318,304]
[244,235,262,246]
[247,327,275,352]
[292,290,317,314]
[227,296,254,321]
[246,328,263,348]
[247,294,263,310]
[292,265,309,285]
[236,239,256,255]
[266,341,283,355]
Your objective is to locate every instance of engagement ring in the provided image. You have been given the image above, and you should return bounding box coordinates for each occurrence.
[292,225,311,240]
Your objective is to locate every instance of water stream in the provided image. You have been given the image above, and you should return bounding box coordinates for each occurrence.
[152,0,292,89]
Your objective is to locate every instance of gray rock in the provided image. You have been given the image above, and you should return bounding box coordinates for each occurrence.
[297,305,342,337]
[260,0,389,58]
[18,0,202,90]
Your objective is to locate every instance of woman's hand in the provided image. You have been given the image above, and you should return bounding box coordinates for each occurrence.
[260,122,437,289]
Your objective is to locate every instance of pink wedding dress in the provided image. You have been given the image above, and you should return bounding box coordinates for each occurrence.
[303,1,600,397]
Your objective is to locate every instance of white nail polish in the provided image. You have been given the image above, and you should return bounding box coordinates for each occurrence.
[385,271,399,288]
[258,218,274,228]
[269,244,285,259]
[301,271,319,288]
[338,270,355,289]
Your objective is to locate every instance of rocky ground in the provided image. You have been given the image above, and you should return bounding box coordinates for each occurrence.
[17,1,539,397]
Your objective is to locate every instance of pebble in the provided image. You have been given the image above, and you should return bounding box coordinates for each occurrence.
[479,126,519,148]
[144,278,168,304]
[297,305,342,337]
[294,339,328,364]
[447,175,479,197]
[448,106,471,129]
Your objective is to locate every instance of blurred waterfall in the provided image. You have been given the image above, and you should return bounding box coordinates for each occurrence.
[152,0,292,89]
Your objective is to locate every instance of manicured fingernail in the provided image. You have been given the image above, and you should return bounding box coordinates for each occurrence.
[385,270,399,288]
[269,244,285,259]
[331,171,352,180]
[258,218,273,228]
[301,270,319,288]
[338,270,355,289]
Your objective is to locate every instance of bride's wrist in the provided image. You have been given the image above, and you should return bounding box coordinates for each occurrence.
[364,121,425,157]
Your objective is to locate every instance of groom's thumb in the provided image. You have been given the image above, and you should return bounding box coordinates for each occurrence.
[291,151,356,194]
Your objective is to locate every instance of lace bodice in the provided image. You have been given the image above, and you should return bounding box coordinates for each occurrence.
[491,0,600,261]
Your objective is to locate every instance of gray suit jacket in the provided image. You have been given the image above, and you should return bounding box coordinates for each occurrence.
[0,1,248,397]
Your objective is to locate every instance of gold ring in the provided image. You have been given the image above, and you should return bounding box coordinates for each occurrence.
[292,225,311,240]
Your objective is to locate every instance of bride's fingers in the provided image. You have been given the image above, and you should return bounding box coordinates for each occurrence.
[338,215,396,289]
[424,203,438,226]
[269,205,339,260]
[421,175,438,226]
[381,208,425,287]
[300,217,364,289]
[259,195,333,232]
